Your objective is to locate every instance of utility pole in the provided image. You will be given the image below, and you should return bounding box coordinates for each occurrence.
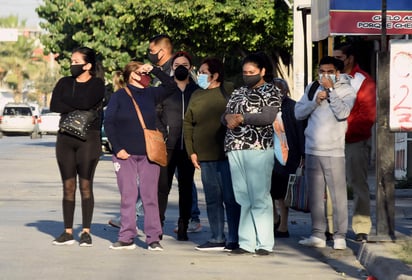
[372,0,395,241]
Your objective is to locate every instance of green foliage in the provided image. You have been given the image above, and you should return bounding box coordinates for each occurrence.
[0,16,36,91]
[0,16,59,104]
[37,0,293,82]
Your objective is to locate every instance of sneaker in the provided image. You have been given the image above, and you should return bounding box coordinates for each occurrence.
[148,241,164,251]
[52,232,75,246]
[109,241,136,250]
[333,238,347,250]
[254,249,271,256]
[223,242,239,252]
[195,242,225,251]
[79,232,93,247]
[108,218,121,229]
[187,220,202,233]
[174,220,203,233]
[298,236,326,248]
[230,248,252,255]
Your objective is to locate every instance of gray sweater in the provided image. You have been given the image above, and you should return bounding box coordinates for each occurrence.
[294,74,356,157]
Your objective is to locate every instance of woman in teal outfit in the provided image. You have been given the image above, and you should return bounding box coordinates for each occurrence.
[223,52,282,255]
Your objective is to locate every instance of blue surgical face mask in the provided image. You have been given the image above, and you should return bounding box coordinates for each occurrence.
[197,73,211,89]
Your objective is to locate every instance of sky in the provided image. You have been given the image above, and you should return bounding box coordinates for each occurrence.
[0,0,43,28]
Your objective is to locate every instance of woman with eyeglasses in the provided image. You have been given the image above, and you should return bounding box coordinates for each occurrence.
[104,61,177,251]
[184,57,240,252]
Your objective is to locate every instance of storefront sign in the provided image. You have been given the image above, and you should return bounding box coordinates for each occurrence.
[330,0,412,35]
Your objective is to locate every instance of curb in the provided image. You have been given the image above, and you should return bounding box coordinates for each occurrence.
[358,243,412,280]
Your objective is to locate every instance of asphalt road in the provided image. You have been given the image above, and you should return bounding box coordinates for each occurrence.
[0,135,394,280]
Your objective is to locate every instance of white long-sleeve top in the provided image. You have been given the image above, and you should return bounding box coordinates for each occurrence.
[295,74,356,157]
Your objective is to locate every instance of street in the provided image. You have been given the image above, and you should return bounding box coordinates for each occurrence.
[0,135,370,280]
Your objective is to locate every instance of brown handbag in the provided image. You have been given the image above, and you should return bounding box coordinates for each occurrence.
[124,87,167,166]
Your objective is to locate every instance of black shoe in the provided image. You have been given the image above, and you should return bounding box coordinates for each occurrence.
[223,242,239,252]
[52,231,75,246]
[255,249,271,256]
[355,233,368,243]
[230,248,252,255]
[79,232,93,247]
[195,242,225,251]
[275,230,290,238]
[325,231,334,241]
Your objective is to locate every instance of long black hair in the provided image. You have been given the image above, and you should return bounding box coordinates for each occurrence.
[242,51,274,83]
[72,47,98,76]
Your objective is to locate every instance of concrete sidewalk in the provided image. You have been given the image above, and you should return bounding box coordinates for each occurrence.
[0,136,411,280]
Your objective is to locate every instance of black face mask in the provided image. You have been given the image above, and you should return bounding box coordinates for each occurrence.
[243,74,262,88]
[148,50,161,65]
[174,65,189,81]
[70,64,86,78]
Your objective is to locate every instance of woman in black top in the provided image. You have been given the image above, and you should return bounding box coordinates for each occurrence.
[50,47,105,246]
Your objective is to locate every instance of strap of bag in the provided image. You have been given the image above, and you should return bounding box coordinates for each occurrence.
[124,86,147,129]
[307,80,320,101]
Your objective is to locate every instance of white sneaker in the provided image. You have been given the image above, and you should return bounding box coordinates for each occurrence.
[173,220,203,233]
[333,238,347,250]
[298,236,326,248]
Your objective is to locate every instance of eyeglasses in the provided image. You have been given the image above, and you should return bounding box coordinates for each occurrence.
[197,71,211,76]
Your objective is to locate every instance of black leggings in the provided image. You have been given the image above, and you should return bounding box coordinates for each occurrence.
[55,130,101,229]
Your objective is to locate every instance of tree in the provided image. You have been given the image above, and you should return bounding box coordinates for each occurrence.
[37,0,293,84]
[0,15,60,105]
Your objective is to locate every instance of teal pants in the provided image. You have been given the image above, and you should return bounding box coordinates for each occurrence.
[228,149,275,252]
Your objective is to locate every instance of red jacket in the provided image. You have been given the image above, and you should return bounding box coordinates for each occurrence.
[345,64,376,143]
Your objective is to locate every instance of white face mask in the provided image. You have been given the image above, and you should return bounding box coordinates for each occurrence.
[328,74,337,83]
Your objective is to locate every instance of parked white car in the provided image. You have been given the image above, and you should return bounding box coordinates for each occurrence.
[38,108,60,135]
[0,102,40,138]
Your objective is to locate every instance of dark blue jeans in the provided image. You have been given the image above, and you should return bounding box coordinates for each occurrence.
[200,159,240,244]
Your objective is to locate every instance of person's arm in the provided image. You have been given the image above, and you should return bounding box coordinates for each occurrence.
[50,78,75,113]
[243,106,278,125]
[183,105,200,169]
[295,83,319,120]
[328,81,356,121]
[151,66,176,89]
[346,78,376,137]
[146,66,178,103]
[103,91,123,155]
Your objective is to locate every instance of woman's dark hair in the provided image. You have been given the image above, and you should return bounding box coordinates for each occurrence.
[201,57,224,83]
[171,51,193,66]
[72,46,98,76]
[273,78,290,99]
[242,51,274,82]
